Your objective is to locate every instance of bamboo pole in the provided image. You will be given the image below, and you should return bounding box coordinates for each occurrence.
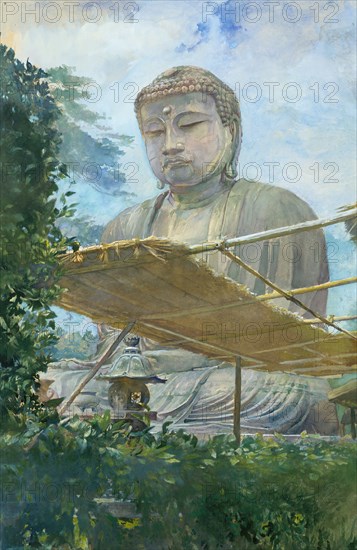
[257,277,357,302]
[139,277,357,321]
[233,356,242,445]
[139,320,259,364]
[61,207,357,273]
[189,207,357,254]
[303,315,357,324]
[58,321,136,415]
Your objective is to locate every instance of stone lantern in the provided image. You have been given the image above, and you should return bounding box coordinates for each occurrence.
[97,336,166,430]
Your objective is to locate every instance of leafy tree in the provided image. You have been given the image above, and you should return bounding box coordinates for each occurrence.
[47,326,99,361]
[0,44,71,418]
[47,65,135,198]
[56,214,105,247]
[45,67,135,362]
[337,202,357,246]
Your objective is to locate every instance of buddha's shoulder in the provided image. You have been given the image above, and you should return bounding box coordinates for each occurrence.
[107,196,158,227]
[114,195,157,222]
[229,179,314,214]
[102,195,158,242]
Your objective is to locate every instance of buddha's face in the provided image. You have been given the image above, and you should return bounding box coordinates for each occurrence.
[140,92,234,192]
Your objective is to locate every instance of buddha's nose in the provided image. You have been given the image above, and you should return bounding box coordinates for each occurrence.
[162,128,185,156]
[162,142,185,157]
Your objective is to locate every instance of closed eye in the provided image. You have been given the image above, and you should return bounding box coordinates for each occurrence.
[179,120,207,129]
[144,128,165,137]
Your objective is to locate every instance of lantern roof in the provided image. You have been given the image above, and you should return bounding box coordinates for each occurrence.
[98,337,166,384]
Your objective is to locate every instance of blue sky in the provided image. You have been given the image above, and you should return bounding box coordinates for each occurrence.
[3,0,356,322]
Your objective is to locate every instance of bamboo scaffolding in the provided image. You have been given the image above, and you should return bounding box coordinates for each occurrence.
[221,248,357,341]
[139,320,263,366]
[188,207,357,254]
[61,207,357,274]
[56,204,357,442]
[139,277,357,321]
[58,235,357,372]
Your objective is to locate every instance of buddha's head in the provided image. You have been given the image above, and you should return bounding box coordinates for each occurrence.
[135,66,242,193]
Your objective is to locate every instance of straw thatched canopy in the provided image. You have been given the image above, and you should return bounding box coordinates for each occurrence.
[58,237,356,377]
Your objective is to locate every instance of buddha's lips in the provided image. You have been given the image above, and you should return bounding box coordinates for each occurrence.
[163,157,191,168]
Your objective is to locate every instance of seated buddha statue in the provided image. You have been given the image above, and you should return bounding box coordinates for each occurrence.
[99,66,338,436]
[49,66,338,436]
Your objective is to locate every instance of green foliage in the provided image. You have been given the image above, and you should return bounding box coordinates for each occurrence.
[47,327,99,361]
[341,203,357,245]
[56,215,105,247]
[0,44,70,418]
[47,65,135,197]
[0,418,356,550]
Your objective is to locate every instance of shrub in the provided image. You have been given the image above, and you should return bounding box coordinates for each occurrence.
[0,416,356,549]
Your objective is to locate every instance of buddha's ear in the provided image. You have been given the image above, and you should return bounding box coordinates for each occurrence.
[229,121,237,143]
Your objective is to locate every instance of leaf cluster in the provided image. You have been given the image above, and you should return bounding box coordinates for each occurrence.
[0,416,356,550]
